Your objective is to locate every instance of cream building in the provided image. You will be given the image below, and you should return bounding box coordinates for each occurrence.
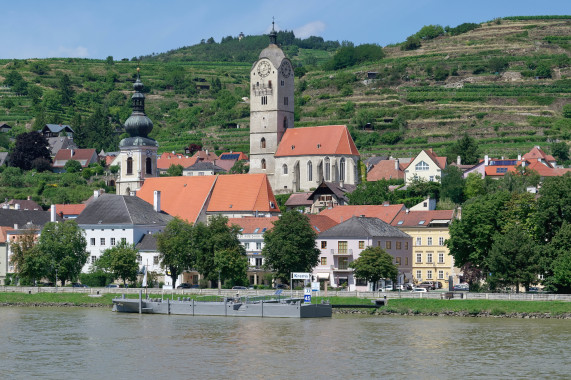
[404,149,447,184]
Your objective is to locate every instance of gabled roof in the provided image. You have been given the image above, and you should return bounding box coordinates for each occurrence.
[0,199,42,211]
[526,160,571,177]
[319,204,406,224]
[390,209,454,228]
[219,152,248,161]
[484,165,518,176]
[275,125,360,157]
[213,159,237,172]
[192,150,218,162]
[229,214,337,235]
[184,161,225,172]
[0,226,14,243]
[53,149,97,168]
[157,153,197,170]
[285,192,313,207]
[523,146,556,163]
[76,194,172,225]
[405,149,446,170]
[318,216,410,238]
[47,136,77,156]
[0,209,62,228]
[135,233,158,251]
[308,181,351,203]
[136,176,217,223]
[207,174,280,213]
[307,214,338,234]
[55,204,86,216]
[367,159,405,181]
[42,124,74,134]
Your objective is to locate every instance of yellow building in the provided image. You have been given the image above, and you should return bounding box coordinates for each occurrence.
[391,209,459,288]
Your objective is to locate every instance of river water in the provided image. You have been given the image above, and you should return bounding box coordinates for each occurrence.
[0,307,569,379]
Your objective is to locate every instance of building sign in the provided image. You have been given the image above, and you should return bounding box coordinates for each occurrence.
[292,272,311,280]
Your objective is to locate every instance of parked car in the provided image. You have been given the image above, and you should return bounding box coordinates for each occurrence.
[71,283,88,288]
[418,281,442,290]
[411,287,428,293]
[177,283,192,289]
[232,286,248,290]
[453,283,469,291]
[383,284,393,291]
[105,284,119,288]
[274,284,290,290]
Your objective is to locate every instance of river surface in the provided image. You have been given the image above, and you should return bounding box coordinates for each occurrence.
[0,307,569,380]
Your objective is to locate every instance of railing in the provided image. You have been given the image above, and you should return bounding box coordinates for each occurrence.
[330,249,353,255]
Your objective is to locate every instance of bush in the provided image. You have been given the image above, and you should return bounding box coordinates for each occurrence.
[401,35,421,51]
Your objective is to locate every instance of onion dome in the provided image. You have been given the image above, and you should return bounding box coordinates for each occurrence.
[124,68,153,138]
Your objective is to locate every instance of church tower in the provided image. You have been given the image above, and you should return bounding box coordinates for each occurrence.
[249,22,294,187]
[116,68,158,195]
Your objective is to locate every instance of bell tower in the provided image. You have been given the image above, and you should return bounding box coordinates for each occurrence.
[116,68,158,195]
[249,21,294,187]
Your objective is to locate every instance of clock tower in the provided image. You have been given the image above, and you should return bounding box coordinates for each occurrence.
[249,22,294,187]
[116,68,158,195]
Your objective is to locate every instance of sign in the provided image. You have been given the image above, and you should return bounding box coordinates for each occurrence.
[311,282,320,292]
[292,272,311,280]
[304,288,312,303]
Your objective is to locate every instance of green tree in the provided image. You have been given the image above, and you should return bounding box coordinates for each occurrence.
[347,179,394,205]
[440,165,465,204]
[540,223,571,293]
[37,221,88,286]
[349,246,398,291]
[445,133,480,165]
[9,131,51,170]
[9,229,48,285]
[64,159,82,173]
[533,173,571,243]
[262,210,320,283]
[416,24,445,40]
[156,218,195,288]
[551,142,569,162]
[165,164,183,176]
[464,172,486,199]
[58,73,74,106]
[229,160,249,174]
[98,241,139,286]
[214,248,248,287]
[106,56,114,65]
[401,35,421,50]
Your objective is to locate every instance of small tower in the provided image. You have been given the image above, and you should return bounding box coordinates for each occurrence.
[116,68,158,195]
[249,20,294,188]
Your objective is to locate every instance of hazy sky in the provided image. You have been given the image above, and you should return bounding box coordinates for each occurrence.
[1,0,568,59]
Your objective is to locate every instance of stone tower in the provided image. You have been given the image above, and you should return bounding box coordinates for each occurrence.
[116,68,158,195]
[249,22,294,187]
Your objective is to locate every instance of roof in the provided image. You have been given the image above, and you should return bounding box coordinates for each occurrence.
[319,204,406,224]
[285,192,313,207]
[52,148,97,168]
[0,209,62,228]
[135,233,158,251]
[207,174,280,213]
[258,44,286,69]
[275,125,360,157]
[307,214,338,234]
[42,124,74,134]
[0,199,43,211]
[526,160,571,177]
[390,210,454,228]
[47,136,77,156]
[192,150,218,162]
[136,176,217,223]
[365,156,389,166]
[213,159,237,172]
[523,146,556,163]
[367,159,405,181]
[75,194,173,225]
[405,149,446,170]
[184,161,225,172]
[0,226,14,243]
[0,152,7,166]
[219,152,248,161]
[157,152,197,170]
[484,165,518,176]
[228,214,337,235]
[55,204,86,216]
[308,181,353,203]
[318,216,410,239]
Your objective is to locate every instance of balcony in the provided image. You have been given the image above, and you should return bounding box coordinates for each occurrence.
[330,264,352,272]
[330,248,353,256]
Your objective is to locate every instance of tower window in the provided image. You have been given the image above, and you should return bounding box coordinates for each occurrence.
[284,97,288,106]
[283,164,288,175]
[281,80,284,86]
[260,138,266,149]
[283,117,288,130]
[268,80,272,88]
[145,157,152,175]
[261,159,266,170]
[261,96,268,105]
[127,157,133,175]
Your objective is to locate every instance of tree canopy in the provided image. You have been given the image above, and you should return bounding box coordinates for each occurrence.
[156,218,195,288]
[349,246,398,290]
[97,241,140,286]
[9,131,51,171]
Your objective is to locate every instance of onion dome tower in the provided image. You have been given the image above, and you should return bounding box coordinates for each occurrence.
[116,68,159,196]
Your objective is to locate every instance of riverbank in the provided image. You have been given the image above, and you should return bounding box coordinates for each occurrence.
[1,292,570,318]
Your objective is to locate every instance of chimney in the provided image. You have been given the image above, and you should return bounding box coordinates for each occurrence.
[15,203,20,210]
[206,149,209,156]
[484,155,489,166]
[14,224,18,230]
[129,191,136,197]
[518,154,522,161]
[2,204,8,209]
[94,190,100,199]
[457,156,461,165]
[395,159,399,170]
[27,196,31,200]
[50,205,56,222]
[153,191,161,213]
[70,149,74,157]
[339,180,344,188]
[406,209,409,214]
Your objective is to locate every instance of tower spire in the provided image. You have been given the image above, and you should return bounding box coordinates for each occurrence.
[269,17,277,45]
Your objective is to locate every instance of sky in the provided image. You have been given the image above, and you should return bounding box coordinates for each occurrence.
[1,0,568,60]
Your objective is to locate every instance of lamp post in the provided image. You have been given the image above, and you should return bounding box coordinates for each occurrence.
[218,269,221,295]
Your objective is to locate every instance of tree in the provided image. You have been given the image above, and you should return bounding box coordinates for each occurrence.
[58,73,74,106]
[464,172,486,199]
[9,229,48,285]
[440,165,465,204]
[64,159,82,173]
[165,164,183,176]
[401,35,421,50]
[106,56,114,65]
[37,221,88,286]
[9,131,51,170]
[347,179,394,205]
[445,133,480,165]
[262,210,320,283]
[98,241,139,286]
[541,223,571,293]
[214,248,248,287]
[229,160,249,174]
[533,173,571,243]
[156,218,195,289]
[349,247,398,291]
[416,24,445,40]
[551,142,569,162]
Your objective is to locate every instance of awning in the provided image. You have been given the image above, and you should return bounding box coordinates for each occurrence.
[316,273,330,280]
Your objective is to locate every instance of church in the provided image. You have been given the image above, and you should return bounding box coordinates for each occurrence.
[248,24,360,194]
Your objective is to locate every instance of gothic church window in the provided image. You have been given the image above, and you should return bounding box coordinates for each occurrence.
[307,161,313,181]
[283,117,288,130]
[340,158,346,181]
[325,158,330,181]
[261,159,266,170]
[127,157,133,175]
[283,164,288,175]
[260,138,266,149]
[146,157,152,175]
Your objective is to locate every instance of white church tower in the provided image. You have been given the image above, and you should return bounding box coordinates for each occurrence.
[116,68,158,195]
[249,22,294,187]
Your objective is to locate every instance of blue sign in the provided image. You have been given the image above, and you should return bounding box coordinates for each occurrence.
[304,295,312,303]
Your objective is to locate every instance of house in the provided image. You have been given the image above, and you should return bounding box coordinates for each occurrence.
[134,234,166,285]
[0,152,8,167]
[52,148,98,173]
[313,216,412,291]
[55,204,86,219]
[523,146,558,167]
[156,152,197,174]
[214,151,249,172]
[41,124,74,138]
[306,181,354,213]
[367,159,406,181]
[1,197,42,211]
[391,209,459,287]
[284,192,313,212]
[0,226,14,285]
[46,136,77,157]
[183,161,225,176]
[319,204,406,225]
[404,149,447,184]
[0,123,11,133]
[75,192,173,274]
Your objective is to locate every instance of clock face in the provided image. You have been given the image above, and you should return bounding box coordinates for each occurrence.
[280,61,292,78]
[257,61,271,78]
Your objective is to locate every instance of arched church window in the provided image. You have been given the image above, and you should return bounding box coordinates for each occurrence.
[146,157,152,175]
[261,159,266,170]
[325,158,330,182]
[283,164,288,175]
[127,157,133,175]
[339,158,346,182]
[260,138,266,149]
[307,161,313,181]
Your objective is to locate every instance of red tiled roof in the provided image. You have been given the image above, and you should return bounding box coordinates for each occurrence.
[367,160,405,181]
[484,165,518,176]
[0,226,14,243]
[523,146,556,162]
[424,149,447,169]
[526,160,571,177]
[285,192,313,207]
[390,210,454,227]
[219,152,249,160]
[275,125,359,157]
[192,150,219,162]
[307,214,338,233]
[319,204,406,224]
[228,214,337,234]
[55,204,86,216]
[53,149,97,168]
[207,174,280,213]
[157,153,197,170]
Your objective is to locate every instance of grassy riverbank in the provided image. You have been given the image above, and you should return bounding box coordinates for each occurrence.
[1,292,570,317]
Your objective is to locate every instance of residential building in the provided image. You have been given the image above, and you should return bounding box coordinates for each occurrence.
[55,204,86,219]
[52,148,98,172]
[183,161,225,176]
[319,204,406,225]
[1,197,42,211]
[367,158,406,181]
[314,216,412,291]
[40,124,74,138]
[404,149,447,184]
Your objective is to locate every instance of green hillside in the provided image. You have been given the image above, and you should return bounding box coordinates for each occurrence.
[0,16,569,160]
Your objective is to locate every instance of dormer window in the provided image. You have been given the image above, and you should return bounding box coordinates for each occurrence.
[415,161,429,171]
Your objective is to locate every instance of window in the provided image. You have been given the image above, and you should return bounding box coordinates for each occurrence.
[396,257,401,265]
[385,241,391,250]
[261,159,266,170]
[427,270,433,280]
[261,96,267,105]
[325,158,330,181]
[359,241,365,249]
[121,238,126,244]
[427,253,433,263]
[429,176,434,182]
[283,116,288,129]
[416,253,422,263]
[321,241,327,249]
[260,138,266,149]
[438,270,444,279]
[256,242,262,250]
[127,157,133,175]
[338,257,349,270]
[427,237,433,246]
[405,242,409,250]
[244,243,250,250]
[307,161,312,181]
[91,256,96,264]
[321,257,327,265]
[439,237,445,246]
[255,258,263,267]
[284,96,288,106]
[438,252,444,263]
[100,238,105,246]
[405,257,409,265]
[153,256,159,265]
[415,161,429,171]
[90,238,95,246]
[137,255,142,263]
[282,164,288,175]
[281,80,284,86]
[416,237,422,246]
[110,238,116,246]
[339,158,346,181]
[396,241,401,250]
[146,157,152,175]
[416,270,422,280]
[338,241,348,254]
